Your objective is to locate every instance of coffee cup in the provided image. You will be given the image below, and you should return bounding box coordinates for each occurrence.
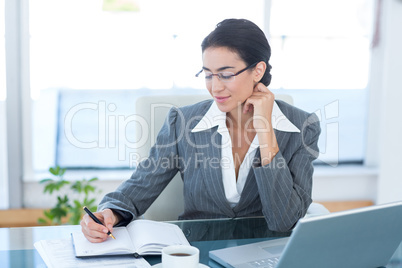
[161,245,199,268]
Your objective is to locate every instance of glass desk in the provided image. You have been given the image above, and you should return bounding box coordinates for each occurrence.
[1,217,401,267]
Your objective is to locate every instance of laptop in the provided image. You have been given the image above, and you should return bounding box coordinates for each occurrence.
[209,201,402,268]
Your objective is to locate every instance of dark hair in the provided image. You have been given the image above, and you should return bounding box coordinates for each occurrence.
[201,18,272,86]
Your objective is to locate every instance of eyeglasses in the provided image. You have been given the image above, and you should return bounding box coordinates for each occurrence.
[195,62,258,83]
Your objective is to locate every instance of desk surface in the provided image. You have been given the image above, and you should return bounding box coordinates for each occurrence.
[1,217,402,267]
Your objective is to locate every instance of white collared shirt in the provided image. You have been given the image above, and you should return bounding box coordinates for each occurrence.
[191,101,300,207]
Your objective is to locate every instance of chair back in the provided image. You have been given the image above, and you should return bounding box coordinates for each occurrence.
[135,94,211,220]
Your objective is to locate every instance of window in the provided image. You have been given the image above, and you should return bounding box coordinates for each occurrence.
[269,0,373,165]
[30,0,265,171]
[29,0,265,96]
[28,0,372,174]
[269,0,372,90]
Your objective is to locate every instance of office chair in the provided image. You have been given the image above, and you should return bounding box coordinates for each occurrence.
[135,94,212,221]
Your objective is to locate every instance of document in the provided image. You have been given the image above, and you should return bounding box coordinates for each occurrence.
[34,239,150,268]
[71,219,190,257]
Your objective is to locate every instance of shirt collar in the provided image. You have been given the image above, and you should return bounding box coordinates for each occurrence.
[191,101,300,133]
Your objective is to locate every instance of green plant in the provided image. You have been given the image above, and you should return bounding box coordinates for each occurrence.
[102,0,140,12]
[38,166,100,225]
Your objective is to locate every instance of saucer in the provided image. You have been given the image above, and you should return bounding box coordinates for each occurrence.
[152,263,209,267]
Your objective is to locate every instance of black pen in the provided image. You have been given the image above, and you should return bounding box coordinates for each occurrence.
[83,206,116,239]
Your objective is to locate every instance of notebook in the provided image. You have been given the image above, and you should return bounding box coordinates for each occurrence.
[209,201,402,268]
[71,219,189,257]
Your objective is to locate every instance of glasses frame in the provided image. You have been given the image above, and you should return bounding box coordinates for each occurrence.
[195,62,259,82]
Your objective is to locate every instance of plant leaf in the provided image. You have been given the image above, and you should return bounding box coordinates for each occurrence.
[55,166,60,175]
[49,167,57,176]
[44,184,56,194]
[89,177,98,182]
[41,166,101,226]
[40,178,53,184]
[73,199,81,207]
[43,210,54,220]
[37,218,48,225]
[59,168,66,176]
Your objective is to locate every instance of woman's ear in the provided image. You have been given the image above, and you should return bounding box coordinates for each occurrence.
[254,61,267,82]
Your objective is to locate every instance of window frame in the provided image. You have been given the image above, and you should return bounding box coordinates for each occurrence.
[2,0,378,209]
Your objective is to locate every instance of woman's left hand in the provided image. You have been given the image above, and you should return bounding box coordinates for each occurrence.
[243,82,275,132]
[243,83,279,164]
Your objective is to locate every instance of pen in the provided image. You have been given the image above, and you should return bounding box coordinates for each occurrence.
[83,206,116,239]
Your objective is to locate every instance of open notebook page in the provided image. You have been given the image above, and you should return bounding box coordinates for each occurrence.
[127,220,189,254]
[72,227,134,256]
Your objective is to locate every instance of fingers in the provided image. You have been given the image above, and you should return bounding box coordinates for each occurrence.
[253,82,270,93]
[254,83,274,101]
[243,93,266,114]
[102,209,116,233]
[244,83,274,114]
[80,211,111,243]
[243,100,254,114]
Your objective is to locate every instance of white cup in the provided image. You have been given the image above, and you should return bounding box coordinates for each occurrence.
[161,245,199,268]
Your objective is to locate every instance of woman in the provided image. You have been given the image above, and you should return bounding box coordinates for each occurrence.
[81,19,320,242]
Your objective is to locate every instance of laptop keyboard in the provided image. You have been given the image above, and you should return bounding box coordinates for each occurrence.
[248,257,279,268]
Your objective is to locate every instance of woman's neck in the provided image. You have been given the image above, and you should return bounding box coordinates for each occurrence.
[226,104,254,131]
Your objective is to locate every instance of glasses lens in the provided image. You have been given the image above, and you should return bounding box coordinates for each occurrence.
[218,72,235,81]
[200,71,235,82]
[204,71,213,80]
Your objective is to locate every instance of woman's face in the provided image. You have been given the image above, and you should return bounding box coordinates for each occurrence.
[202,46,256,114]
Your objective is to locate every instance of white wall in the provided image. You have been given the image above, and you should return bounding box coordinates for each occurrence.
[312,0,402,206]
[312,166,377,202]
[375,0,402,203]
[0,101,9,209]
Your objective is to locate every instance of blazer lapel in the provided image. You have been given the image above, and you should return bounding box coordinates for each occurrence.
[234,129,292,211]
[233,159,260,213]
[192,127,235,217]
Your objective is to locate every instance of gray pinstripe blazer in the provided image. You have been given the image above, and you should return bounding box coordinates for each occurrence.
[98,99,321,232]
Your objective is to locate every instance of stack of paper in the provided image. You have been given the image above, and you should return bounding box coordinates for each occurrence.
[34,238,150,268]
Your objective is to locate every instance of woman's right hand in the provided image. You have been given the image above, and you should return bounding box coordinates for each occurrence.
[80,208,118,243]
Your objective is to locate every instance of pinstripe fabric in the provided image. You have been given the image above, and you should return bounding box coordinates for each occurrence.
[98,99,321,232]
